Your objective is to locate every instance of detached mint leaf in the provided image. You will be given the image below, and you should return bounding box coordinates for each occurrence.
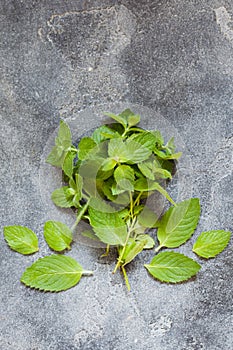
[44,221,73,251]
[21,255,92,292]
[3,226,39,255]
[145,251,201,283]
[88,208,127,246]
[193,230,231,258]
[157,198,200,249]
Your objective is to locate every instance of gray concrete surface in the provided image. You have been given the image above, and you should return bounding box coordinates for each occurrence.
[0,0,232,349]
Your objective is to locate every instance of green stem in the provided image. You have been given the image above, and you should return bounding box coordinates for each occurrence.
[155,244,163,253]
[71,199,90,232]
[134,192,142,207]
[113,216,137,273]
[121,265,131,291]
[101,244,110,258]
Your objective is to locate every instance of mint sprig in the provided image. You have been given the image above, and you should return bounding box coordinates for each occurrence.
[2,109,231,292]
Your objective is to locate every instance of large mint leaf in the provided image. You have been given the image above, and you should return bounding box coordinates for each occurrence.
[44,221,73,251]
[88,208,127,245]
[193,230,231,258]
[157,198,200,249]
[21,255,92,292]
[145,251,201,283]
[3,226,39,255]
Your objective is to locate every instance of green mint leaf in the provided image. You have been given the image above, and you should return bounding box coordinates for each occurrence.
[92,125,120,143]
[134,179,175,205]
[51,186,74,208]
[136,234,155,249]
[101,158,117,171]
[127,114,140,127]
[44,221,73,251]
[46,145,66,167]
[124,139,152,163]
[88,207,127,246]
[89,197,115,213]
[153,168,172,179]
[62,151,75,178]
[114,165,135,191]
[152,130,164,146]
[46,121,72,167]
[108,138,127,161]
[129,131,156,151]
[138,161,155,180]
[121,239,146,266]
[154,149,182,160]
[108,138,151,164]
[21,255,92,292]
[78,137,97,160]
[165,137,176,154]
[104,112,128,128]
[138,206,159,228]
[193,230,231,258]
[145,251,201,283]
[56,120,72,148]
[157,198,201,249]
[3,226,39,255]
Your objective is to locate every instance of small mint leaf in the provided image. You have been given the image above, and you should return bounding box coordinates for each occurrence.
[44,221,73,251]
[3,226,39,255]
[193,230,231,258]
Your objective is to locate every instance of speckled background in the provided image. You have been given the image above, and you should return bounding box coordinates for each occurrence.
[0,1,232,349]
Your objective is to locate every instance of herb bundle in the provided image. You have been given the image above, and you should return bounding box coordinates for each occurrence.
[3,109,231,292]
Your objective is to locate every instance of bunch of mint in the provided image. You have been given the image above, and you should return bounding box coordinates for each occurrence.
[3,109,231,291]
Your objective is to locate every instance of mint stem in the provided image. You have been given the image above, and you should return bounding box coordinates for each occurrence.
[71,199,90,232]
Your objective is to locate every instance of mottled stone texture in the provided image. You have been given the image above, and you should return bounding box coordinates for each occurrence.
[0,0,232,349]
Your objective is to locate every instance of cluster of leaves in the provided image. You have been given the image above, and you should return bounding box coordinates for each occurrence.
[3,109,231,292]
